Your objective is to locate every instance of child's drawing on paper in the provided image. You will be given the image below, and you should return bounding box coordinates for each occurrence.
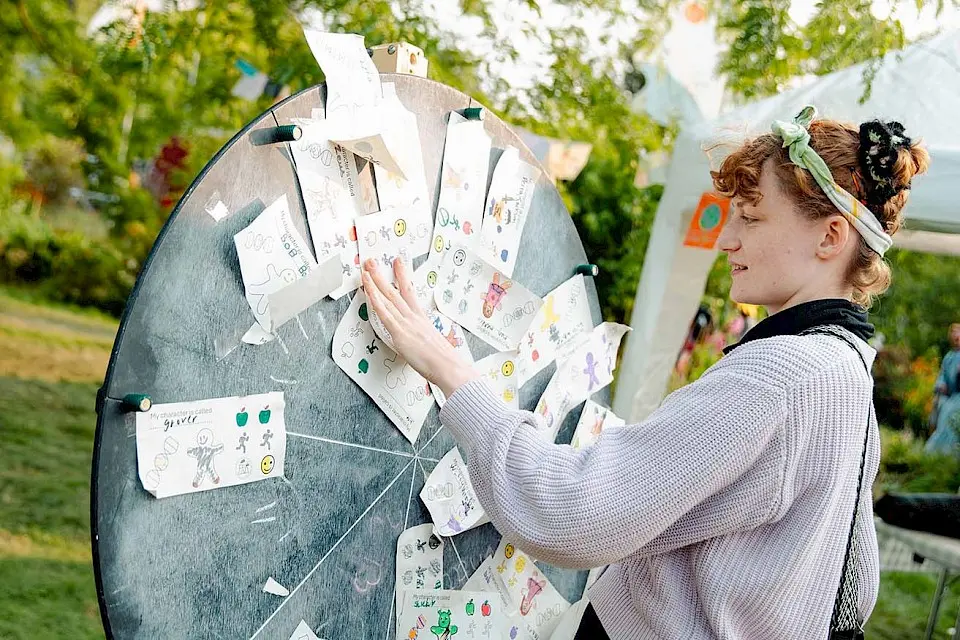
[517,275,592,387]
[481,273,511,319]
[187,429,223,488]
[477,147,541,277]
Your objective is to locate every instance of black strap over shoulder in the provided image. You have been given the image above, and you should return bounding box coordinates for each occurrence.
[802,327,873,639]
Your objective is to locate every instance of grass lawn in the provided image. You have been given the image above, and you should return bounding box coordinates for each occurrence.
[0,289,957,638]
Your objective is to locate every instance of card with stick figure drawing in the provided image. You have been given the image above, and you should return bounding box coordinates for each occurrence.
[435,247,543,352]
[396,523,445,594]
[491,539,570,640]
[420,447,489,537]
[517,275,593,388]
[477,147,541,277]
[473,351,520,410]
[395,589,508,640]
[332,290,434,443]
[356,206,433,347]
[423,111,492,270]
[532,322,631,442]
[289,116,368,299]
[135,392,286,499]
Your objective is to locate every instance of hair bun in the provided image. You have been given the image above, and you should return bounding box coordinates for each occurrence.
[858,119,913,207]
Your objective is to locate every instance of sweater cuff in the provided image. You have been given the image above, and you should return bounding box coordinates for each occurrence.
[438,378,513,452]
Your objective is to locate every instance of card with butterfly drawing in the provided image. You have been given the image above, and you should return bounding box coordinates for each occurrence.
[331,290,434,444]
[516,274,593,388]
[435,247,543,352]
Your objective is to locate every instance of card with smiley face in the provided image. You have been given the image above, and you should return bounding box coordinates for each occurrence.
[473,350,520,410]
[331,290,435,444]
[420,447,488,537]
[135,391,286,499]
[435,247,543,352]
[516,275,593,388]
[289,116,368,299]
[490,538,570,640]
[234,195,338,339]
[355,205,433,347]
[395,589,508,640]
[533,322,631,442]
[423,111,492,272]
[477,146,541,277]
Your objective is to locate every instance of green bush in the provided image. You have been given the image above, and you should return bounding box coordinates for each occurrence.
[873,345,940,437]
[875,426,960,496]
[0,212,138,315]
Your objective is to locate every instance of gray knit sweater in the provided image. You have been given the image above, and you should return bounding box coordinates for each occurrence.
[438,331,881,639]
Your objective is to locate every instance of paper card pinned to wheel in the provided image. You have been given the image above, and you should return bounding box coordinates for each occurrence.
[474,350,520,410]
[396,523,445,591]
[517,274,593,387]
[234,195,342,342]
[135,392,285,499]
[395,589,509,640]
[533,322,631,442]
[427,310,474,407]
[490,538,570,639]
[478,146,541,277]
[372,84,430,210]
[421,447,488,536]
[571,399,626,451]
[435,246,543,351]
[303,30,382,118]
[332,290,434,444]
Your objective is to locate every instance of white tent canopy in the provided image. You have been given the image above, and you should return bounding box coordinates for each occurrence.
[614,30,960,423]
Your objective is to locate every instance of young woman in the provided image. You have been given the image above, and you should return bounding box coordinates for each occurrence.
[360,106,929,639]
[926,322,960,454]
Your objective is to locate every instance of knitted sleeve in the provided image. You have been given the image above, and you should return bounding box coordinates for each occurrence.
[438,363,788,569]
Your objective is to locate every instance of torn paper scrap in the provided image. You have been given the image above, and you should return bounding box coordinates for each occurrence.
[289,117,367,298]
[205,200,230,222]
[533,322,631,442]
[303,30,382,117]
[234,195,316,333]
[427,310,474,407]
[263,577,289,597]
[424,111,492,269]
[288,620,320,640]
[492,538,571,640]
[474,350,520,410]
[356,205,433,347]
[396,523,444,591]
[435,246,543,351]
[421,447,488,537]
[396,589,509,640]
[478,146,541,277]
[332,290,434,444]
[517,274,593,388]
[372,85,430,210]
[135,392,285,499]
[571,400,626,451]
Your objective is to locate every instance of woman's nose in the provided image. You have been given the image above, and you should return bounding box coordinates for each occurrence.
[717,220,739,252]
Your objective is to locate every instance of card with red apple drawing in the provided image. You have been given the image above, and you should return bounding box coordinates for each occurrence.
[491,539,570,640]
[570,399,626,451]
[423,111,491,271]
[477,146,541,277]
[517,274,593,388]
[234,195,317,334]
[426,310,474,407]
[395,589,508,640]
[420,447,488,537]
[331,290,434,444]
[435,246,543,352]
[356,205,433,348]
[473,350,520,410]
[532,322,631,442]
[372,84,430,211]
[136,392,285,499]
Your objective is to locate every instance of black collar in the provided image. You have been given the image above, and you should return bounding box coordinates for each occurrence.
[723,299,874,355]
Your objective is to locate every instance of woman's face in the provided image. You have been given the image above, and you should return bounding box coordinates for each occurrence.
[717,160,851,315]
[950,324,960,348]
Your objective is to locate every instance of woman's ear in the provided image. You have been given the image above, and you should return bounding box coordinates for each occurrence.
[816,215,852,260]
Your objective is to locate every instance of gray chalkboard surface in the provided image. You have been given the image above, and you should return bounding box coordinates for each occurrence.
[92,74,607,639]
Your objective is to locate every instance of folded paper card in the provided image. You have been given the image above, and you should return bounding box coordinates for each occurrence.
[395,589,508,640]
[136,392,285,498]
[435,247,543,351]
[517,274,593,388]
[332,290,434,444]
[421,447,488,537]
[533,322,631,442]
[478,147,540,277]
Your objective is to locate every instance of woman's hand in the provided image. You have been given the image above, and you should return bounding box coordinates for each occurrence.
[361,257,478,398]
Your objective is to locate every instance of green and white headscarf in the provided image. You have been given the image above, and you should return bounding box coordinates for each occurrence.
[771,105,893,256]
